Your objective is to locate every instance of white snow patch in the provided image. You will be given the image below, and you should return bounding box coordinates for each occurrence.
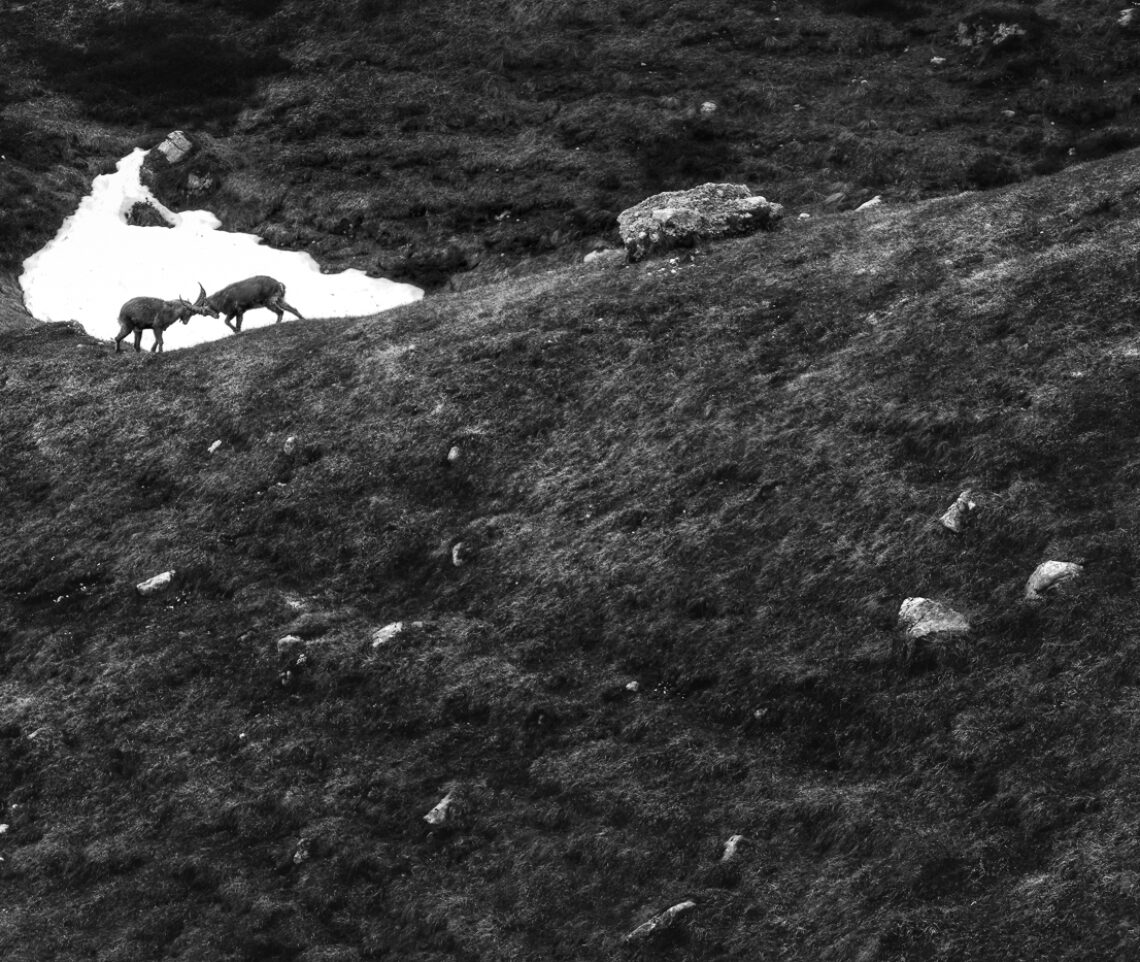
[20,149,423,350]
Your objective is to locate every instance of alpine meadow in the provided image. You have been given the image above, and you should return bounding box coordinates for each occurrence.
[4,1,1140,960]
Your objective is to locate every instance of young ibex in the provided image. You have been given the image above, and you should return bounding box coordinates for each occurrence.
[202,275,305,333]
[114,284,218,354]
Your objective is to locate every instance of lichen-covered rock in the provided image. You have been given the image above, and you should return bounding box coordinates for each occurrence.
[618,184,783,262]
[721,834,746,861]
[125,201,173,228]
[1025,561,1084,600]
[898,598,970,639]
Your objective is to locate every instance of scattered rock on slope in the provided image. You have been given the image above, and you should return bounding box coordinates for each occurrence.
[1025,560,1084,601]
[624,900,698,942]
[618,184,783,262]
[940,490,977,533]
[898,598,970,638]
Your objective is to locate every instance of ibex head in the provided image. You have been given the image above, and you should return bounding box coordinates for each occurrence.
[193,282,220,318]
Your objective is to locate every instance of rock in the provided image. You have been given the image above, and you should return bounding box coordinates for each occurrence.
[447,445,461,464]
[1025,561,1083,601]
[898,598,970,639]
[283,436,298,456]
[798,212,811,220]
[721,834,745,861]
[155,130,194,165]
[940,490,977,533]
[618,183,783,262]
[855,195,882,211]
[371,621,416,648]
[931,55,947,64]
[624,901,698,942]
[276,635,306,656]
[424,791,455,826]
[451,541,470,567]
[208,439,222,455]
[956,15,1027,48]
[1121,8,1137,27]
[699,100,718,116]
[136,570,175,596]
[625,680,641,693]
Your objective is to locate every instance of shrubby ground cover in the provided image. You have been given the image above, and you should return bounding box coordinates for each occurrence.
[4,148,1140,959]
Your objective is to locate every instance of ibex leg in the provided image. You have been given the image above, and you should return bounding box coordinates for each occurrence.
[224,314,239,333]
[278,299,304,321]
[115,325,129,353]
[152,330,163,353]
[133,330,143,352]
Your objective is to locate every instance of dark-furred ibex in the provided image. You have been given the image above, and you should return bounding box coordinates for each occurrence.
[114,284,218,354]
[202,275,304,333]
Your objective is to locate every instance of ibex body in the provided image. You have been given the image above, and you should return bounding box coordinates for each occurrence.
[203,275,304,333]
[114,285,217,353]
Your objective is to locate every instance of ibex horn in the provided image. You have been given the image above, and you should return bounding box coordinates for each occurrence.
[195,283,207,306]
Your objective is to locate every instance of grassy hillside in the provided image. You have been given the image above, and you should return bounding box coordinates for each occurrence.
[4,0,1140,287]
[5,150,1140,960]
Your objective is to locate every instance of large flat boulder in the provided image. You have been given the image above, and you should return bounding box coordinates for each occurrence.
[618,183,783,262]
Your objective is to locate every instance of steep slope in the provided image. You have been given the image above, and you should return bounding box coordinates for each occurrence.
[4,151,1140,960]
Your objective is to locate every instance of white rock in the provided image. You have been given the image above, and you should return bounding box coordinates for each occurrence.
[940,490,977,533]
[625,680,640,692]
[0,824,8,834]
[156,130,193,165]
[136,570,175,596]
[424,791,455,825]
[931,56,947,64]
[447,445,461,463]
[1025,561,1084,600]
[722,834,745,861]
[451,542,468,567]
[798,212,811,220]
[208,439,222,454]
[898,598,970,638]
[371,622,406,648]
[699,101,718,115]
[855,195,883,211]
[625,901,698,942]
[283,436,297,456]
[1120,8,1135,26]
[276,635,305,655]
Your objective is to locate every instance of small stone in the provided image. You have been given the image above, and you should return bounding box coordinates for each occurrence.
[156,130,193,165]
[855,195,883,211]
[208,439,222,454]
[447,445,461,464]
[0,824,9,834]
[1025,561,1084,601]
[940,490,977,533]
[451,542,469,567]
[283,436,297,456]
[371,622,405,648]
[931,56,947,64]
[136,570,175,596]
[624,901,698,942]
[721,834,745,861]
[625,680,640,692]
[898,597,970,638]
[424,791,454,825]
[699,101,718,116]
[276,635,305,656]
[798,212,811,219]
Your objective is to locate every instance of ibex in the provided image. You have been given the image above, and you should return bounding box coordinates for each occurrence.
[202,275,304,333]
[114,284,218,354]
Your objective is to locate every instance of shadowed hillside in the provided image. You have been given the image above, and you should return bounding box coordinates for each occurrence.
[4,150,1140,959]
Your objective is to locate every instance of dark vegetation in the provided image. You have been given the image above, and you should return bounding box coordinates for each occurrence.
[4,0,1140,284]
[5,149,1140,958]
